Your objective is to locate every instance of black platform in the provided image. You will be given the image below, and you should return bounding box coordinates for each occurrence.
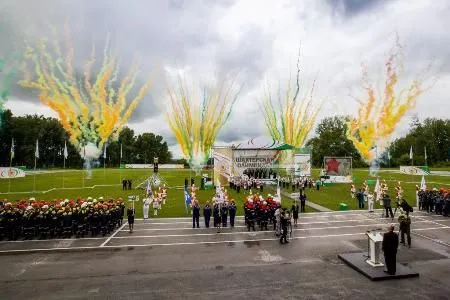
[338,252,419,281]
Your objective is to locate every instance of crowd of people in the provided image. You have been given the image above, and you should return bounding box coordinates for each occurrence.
[349,180,450,218]
[229,174,320,195]
[186,180,297,243]
[417,187,450,216]
[243,194,295,243]
[142,185,168,219]
[0,197,125,240]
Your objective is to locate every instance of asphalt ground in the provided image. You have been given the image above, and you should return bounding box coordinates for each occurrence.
[0,210,449,299]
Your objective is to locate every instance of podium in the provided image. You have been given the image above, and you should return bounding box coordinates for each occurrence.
[365,231,384,267]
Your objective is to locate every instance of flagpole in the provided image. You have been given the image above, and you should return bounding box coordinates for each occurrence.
[8,139,13,193]
[103,145,106,184]
[33,139,38,192]
[63,149,66,189]
[33,154,37,192]
[119,143,122,184]
[82,146,85,189]
[424,147,428,167]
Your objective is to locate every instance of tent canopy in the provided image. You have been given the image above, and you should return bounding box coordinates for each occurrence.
[272,143,296,150]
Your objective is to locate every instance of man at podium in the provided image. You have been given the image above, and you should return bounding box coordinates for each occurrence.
[382,224,399,275]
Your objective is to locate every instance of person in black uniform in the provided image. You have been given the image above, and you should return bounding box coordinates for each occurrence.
[221,202,229,227]
[213,202,221,229]
[382,224,399,275]
[122,179,127,191]
[203,201,212,228]
[291,200,299,226]
[127,206,135,233]
[300,191,306,213]
[398,213,411,248]
[383,194,394,218]
[228,200,236,227]
[192,200,200,228]
[279,211,289,244]
[127,179,132,190]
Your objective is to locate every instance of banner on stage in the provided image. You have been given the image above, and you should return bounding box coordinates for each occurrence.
[232,149,282,175]
[0,167,26,179]
[122,164,184,169]
[294,153,311,176]
[323,157,352,176]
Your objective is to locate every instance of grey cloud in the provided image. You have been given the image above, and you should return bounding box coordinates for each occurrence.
[0,0,239,122]
[327,0,383,17]
[215,26,275,90]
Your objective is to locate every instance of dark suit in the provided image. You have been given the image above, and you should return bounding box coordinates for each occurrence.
[382,231,399,275]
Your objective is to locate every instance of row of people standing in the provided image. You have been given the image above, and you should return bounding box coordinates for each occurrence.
[0,198,125,240]
[417,188,450,216]
[191,200,237,229]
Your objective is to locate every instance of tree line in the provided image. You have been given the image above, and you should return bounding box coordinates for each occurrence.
[1,110,448,169]
[306,116,450,168]
[0,110,180,169]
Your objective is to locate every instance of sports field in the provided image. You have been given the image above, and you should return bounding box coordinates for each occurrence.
[1,168,449,217]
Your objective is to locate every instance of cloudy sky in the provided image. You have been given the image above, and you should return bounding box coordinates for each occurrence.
[1,0,449,158]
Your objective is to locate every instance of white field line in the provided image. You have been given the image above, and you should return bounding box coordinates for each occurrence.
[132,213,439,224]
[111,221,439,239]
[100,222,127,247]
[0,237,106,244]
[0,226,447,254]
[0,184,121,195]
[120,217,433,232]
[412,231,450,247]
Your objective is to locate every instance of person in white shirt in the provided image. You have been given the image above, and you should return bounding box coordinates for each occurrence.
[153,196,159,216]
[143,197,151,220]
[367,192,374,213]
[350,184,356,199]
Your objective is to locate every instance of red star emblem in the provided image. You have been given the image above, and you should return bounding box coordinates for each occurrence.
[326,158,341,175]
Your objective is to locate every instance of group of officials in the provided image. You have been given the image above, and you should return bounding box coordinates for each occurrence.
[0,197,125,240]
[187,186,297,244]
[417,187,450,216]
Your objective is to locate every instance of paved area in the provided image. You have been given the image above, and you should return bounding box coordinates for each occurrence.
[0,210,449,299]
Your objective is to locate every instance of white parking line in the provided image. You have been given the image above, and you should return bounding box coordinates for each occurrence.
[1,226,447,254]
[120,217,412,232]
[0,237,106,244]
[100,222,127,247]
[112,221,438,239]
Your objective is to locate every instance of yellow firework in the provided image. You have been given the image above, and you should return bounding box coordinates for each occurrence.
[18,23,152,152]
[261,53,321,151]
[165,73,241,172]
[346,41,427,163]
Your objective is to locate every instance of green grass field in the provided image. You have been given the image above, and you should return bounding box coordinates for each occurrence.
[1,168,449,217]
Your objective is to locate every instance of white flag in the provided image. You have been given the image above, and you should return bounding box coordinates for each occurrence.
[103,145,107,159]
[10,138,15,159]
[146,179,151,195]
[375,178,380,194]
[424,147,427,160]
[35,139,39,159]
[387,150,391,160]
[409,146,413,160]
[120,143,123,160]
[420,175,426,191]
[63,141,68,159]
